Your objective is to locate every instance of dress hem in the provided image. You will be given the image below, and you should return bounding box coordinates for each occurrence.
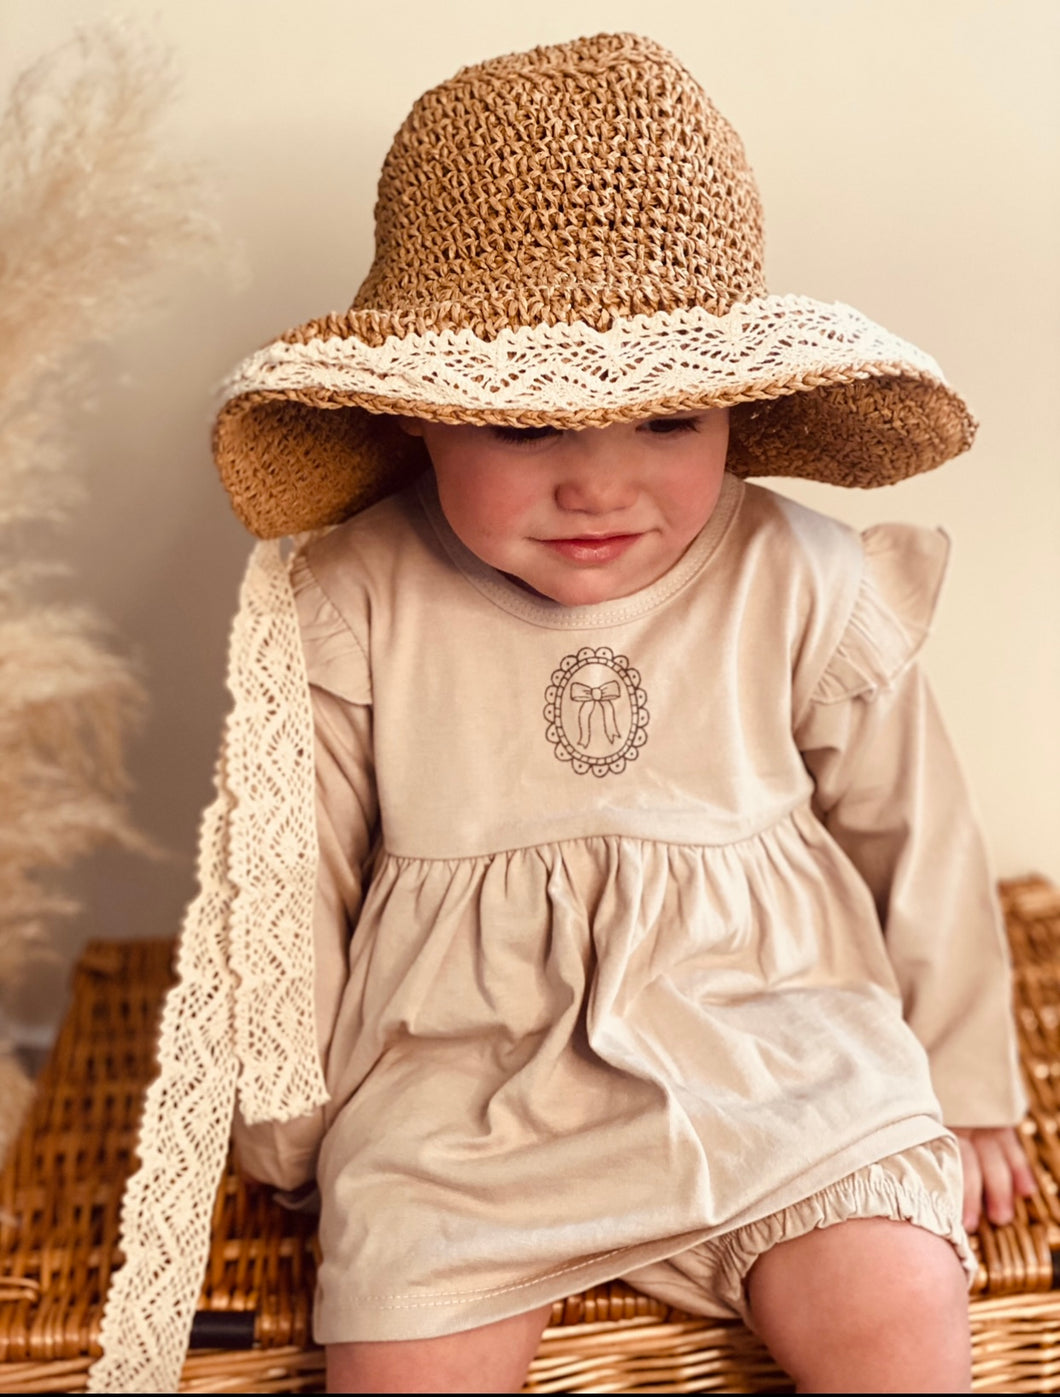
[311,1116,949,1343]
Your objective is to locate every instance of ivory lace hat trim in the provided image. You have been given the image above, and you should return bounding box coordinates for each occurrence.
[212,33,976,539]
[221,297,948,417]
[89,541,325,1393]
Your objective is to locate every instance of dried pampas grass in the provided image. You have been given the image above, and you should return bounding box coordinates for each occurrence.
[0,25,217,449]
[0,25,221,1160]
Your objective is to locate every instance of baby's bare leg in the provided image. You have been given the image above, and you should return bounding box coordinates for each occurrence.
[746,1218,971,1393]
[326,1303,553,1394]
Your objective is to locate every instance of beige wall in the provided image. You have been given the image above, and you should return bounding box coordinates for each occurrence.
[2,1,1057,1003]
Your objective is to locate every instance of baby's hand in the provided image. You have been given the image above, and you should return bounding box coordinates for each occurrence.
[952,1125,1036,1231]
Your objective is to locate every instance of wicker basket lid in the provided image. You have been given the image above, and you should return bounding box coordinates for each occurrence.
[214,32,975,538]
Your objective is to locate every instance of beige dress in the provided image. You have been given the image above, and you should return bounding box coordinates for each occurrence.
[234,471,1025,1342]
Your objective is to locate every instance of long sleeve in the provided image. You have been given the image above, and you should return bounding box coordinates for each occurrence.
[794,525,1026,1127]
[231,553,379,1189]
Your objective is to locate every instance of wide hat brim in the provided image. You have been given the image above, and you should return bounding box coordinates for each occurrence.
[214,293,976,539]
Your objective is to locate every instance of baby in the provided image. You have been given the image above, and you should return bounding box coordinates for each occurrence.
[93,32,1033,1396]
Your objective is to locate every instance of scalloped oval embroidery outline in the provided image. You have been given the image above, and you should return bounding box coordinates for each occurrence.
[543,645,650,777]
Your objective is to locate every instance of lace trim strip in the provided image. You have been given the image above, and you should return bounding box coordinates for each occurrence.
[220,295,947,412]
[88,540,325,1392]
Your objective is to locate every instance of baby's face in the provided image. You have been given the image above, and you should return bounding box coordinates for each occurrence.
[403,410,730,606]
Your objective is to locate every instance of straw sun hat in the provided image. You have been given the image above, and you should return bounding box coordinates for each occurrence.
[214,32,975,539]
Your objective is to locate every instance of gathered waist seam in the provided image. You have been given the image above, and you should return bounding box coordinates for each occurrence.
[380,799,819,866]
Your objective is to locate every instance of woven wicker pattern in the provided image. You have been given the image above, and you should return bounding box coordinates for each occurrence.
[211,31,976,539]
[2,877,1060,1392]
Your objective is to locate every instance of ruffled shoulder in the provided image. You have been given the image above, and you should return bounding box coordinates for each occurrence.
[290,549,371,704]
[811,523,950,704]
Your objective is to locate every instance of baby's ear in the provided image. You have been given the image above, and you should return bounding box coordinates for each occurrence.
[395,416,425,438]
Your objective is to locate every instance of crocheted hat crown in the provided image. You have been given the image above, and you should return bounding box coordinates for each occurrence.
[215,33,975,538]
[340,32,765,342]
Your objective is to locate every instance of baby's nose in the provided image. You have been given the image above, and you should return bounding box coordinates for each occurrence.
[554,468,636,514]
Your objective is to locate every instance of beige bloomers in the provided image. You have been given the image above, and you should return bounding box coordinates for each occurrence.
[624,1135,974,1324]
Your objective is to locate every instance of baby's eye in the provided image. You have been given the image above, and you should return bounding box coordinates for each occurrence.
[488,425,560,445]
[641,416,701,435]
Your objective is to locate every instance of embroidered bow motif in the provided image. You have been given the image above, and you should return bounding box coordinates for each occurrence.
[570,680,623,748]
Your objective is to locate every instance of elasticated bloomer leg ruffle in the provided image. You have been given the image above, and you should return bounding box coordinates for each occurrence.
[622,1135,972,1324]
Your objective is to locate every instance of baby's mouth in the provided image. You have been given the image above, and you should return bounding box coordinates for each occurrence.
[539,534,641,563]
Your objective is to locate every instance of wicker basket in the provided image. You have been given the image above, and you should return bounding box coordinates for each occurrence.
[2,876,1060,1393]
